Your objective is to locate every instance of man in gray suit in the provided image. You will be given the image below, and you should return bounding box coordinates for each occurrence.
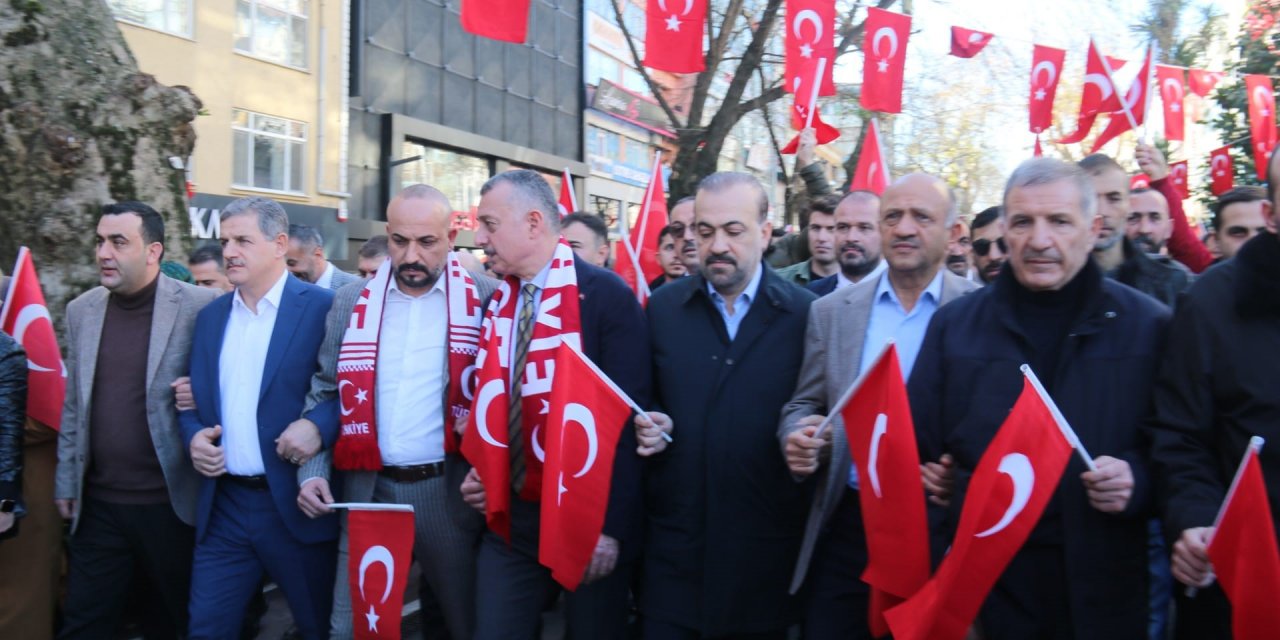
[296,185,497,639]
[55,202,220,638]
[779,175,976,639]
[287,223,362,290]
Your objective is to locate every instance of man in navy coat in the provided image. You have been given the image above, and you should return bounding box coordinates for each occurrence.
[179,196,339,639]
[638,172,816,639]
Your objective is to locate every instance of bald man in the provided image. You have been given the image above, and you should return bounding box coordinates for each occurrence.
[297,184,499,638]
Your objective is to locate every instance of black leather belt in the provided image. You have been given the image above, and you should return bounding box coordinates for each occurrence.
[222,474,269,490]
[378,462,446,483]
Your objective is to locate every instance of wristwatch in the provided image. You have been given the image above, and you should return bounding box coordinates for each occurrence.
[0,499,16,513]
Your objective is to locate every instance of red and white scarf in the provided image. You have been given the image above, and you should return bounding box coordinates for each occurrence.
[333,253,486,471]
[461,241,582,539]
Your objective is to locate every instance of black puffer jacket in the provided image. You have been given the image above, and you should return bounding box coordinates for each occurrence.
[0,331,26,533]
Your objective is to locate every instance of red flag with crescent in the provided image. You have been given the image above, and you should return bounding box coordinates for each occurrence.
[615,155,668,304]
[644,0,707,73]
[1207,442,1280,640]
[860,8,911,114]
[1157,65,1186,141]
[949,26,993,58]
[557,168,577,218]
[1209,146,1234,196]
[780,107,840,154]
[346,505,415,640]
[1029,45,1066,134]
[460,0,530,43]
[1170,160,1190,200]
[539,343,631,590]
[1189,68,1225,97]
[839,345,929,636]
[1057,40,1124,144]
[884,378,1072,640]
[1130,174,1151,191]
[850,118,890,195]
[786,0,836,97]
[1245,74,1276,181]
[1089,45,1154,154]
[0,247,66,430]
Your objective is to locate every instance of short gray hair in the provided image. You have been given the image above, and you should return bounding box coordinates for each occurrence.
[221,196,290,239]
[696,171,769,223]
[481,170,560,231]
[1002,158,1097,221]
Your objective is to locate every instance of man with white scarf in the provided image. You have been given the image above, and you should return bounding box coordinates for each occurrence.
[297,184,498,638]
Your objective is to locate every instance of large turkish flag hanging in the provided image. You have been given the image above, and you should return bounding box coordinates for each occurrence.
[1245,74,1276,181]
[1028,45,1066,134]
[785,0,836,97]
[644,0,707,73]
[860,8,911,114]
[1156,64,1186,141]
[460,0,530,43]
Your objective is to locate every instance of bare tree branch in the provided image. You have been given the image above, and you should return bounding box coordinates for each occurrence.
[610,0,685,129]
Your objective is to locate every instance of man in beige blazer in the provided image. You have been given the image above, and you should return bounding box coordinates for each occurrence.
[55,202,219,638]
[778,176,977,639]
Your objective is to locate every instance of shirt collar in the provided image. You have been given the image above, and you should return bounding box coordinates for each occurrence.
[315,262,335,288]
[706,263,764,306]
[521,258,554,292]
[233,268,289,314]
[875,268,945,308]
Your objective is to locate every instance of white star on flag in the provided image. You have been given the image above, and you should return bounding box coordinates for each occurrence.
[1171,103,1180,113]
[1034,88,1046,101]
[800,43,813,58]
[355,388,368,405]
[876,58,888,73]
[366,605,380,632]
[665,13,680,31]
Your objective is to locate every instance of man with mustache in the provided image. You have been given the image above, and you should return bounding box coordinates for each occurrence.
[781,173,975,638]
[636,172,815,639]
[808,191,887,296]
[1127,188,1172,255]
[970,206,1007,285]
[911,158,1171,639]
[776,194,842,287]
[286,224,362,291]
[946,219,973,279]
[1079,154,1189,308]
[667,196,699,276]
[296,184,498,638]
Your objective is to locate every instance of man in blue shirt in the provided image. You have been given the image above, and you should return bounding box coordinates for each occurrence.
[779,173,976,639]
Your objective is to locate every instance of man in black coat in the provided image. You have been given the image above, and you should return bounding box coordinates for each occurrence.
[637,172,815,639]
[460,170,651,639]
[911,158,1170,639]
[1147,148,1280,639]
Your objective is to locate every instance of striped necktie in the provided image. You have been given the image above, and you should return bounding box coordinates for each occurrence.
[508,283,537,493]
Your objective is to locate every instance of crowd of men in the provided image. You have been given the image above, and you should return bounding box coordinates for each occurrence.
[0,131,1276,640]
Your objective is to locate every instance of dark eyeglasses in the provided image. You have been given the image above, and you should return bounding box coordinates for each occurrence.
[668,222,691,236]
[972,237,1007,257]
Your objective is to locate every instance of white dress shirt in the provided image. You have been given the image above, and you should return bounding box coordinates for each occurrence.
[707,265,763,340]
[314,262,336,289]
[375,276,448,465]
[836,258,887,290]
[219,270,289,475]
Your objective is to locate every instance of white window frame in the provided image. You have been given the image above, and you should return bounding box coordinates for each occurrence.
[234,0,310,70]
[232,109,307,195]
[108,0,195,39]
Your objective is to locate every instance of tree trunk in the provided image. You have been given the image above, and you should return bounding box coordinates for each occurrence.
[0,0,199,335]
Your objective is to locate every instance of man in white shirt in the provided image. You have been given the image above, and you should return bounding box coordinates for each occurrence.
[180,196,339,639]
[296,185,498,638]
[286,223,361,290]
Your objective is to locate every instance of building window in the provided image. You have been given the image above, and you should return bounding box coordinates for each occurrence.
[232,109,307,194]
[398,142,490,220]
[108,0,192,37]
[235,0,308,68]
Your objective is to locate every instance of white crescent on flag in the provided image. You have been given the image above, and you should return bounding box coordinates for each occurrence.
[1032,61,1057,89]
[655,0,693,16]
[867,413,889,499]
[564,403,599,478]
[872,27,899,60]
[473,378,508,448]
[1083,73,1114,101]
[975,453,1034,539]
[1253,85,1273,117]
[968,31,984,44]
[358,545,395,604]
[1212,154,1230,175]
[1162,77,1183,102]
[12,304,59,373]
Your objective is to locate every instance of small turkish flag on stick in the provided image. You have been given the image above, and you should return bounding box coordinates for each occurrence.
[1206,437,1280,640]
[557,168,577,218]
[949,26,993,58]
[335,504,415,640]
[0,247,66,430]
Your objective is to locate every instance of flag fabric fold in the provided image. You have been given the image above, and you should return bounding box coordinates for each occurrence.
[557,168,577,218]
[1207,440,1280,640]
[849,119,889,195]
[0,247,66,430]
[460,0,531,43]
[1189,68,1225,97]
[614,154,668,303]
[1089,45,1154,153]
[1056,40,1123,144]
[949,26,993,58]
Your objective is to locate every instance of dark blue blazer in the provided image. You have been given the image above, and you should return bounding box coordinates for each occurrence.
[179,274,339,544]
[806,273,837,297]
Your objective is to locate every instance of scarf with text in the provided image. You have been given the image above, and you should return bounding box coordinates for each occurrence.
[333,253,486,470]
[461,241,582,540]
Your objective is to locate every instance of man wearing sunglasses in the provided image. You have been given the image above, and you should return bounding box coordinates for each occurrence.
[970,206,1007,285]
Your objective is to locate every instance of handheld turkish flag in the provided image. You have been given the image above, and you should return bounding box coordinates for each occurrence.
[1170,160,1190,200]
[860,8,911,114]
[785,0,836,98]
[1157,65,1186,141]
[460,0,530,43]
[1029,45,1066,134]
[557,168,577,218]
[615,153,668,304]
[1033,136,1043,157]
[1057,39,1124,144]
[849,118,890,195]
[1207,437,1280,640]
[1245,74,1276,181]
[1130,174,1151,190]
[1089,45,1154,153]
[0,247,66,430]
[884,375,1073,640]
[345,504,415,639]
[644,0,706,73]
[837,344,929,637]
[783,57,840,154]
[539,342,633,590]
[949,26,993,58]
[780,109,840,154]
[1209,146,1234,196]
[1189,68,1225,97]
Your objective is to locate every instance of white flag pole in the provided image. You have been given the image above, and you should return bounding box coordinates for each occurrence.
[804,57,827,130]
[619,153,659,302]
[1097,40,1142,135]
[562,339,671,443]
[326,502,415,512]
[1186,435,1266,597]
[812,340,894,439]
[563,167,578,211]
[1020,364,1098,472]
[1142,43,1157,143]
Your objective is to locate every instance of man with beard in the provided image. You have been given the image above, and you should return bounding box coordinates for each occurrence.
[776,195,842,287]
[1127,188,1172,255]
[667,196,699,276]
[285,224,361,291]
[946,219,973,279]
[636,171,814,639]
[649,225,687,291]
[1079,154,1189,307]
[296,184,498,638]
[1212,186,1269,260]
[780,174,975,639]
[808,191,886,296]
[970,206,1007,285]
[912,158,1169,639]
